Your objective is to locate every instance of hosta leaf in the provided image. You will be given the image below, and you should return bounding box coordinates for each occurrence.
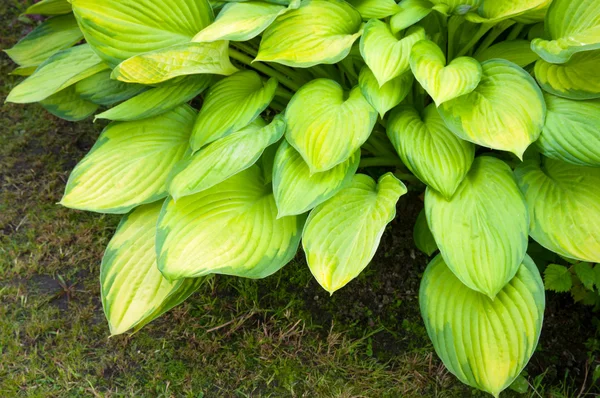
[359,67,413,118]
[5,14,83,69]
[168,116,285,200]
[410,39,482,106]
[285,79,377,173]
[531,0,600,64]
[425,156,529,298]
[466,0,549,23]
[9,66,37,77]
[40,85,99,122]
[112,42,237,85]
[71,0,213,67]
[191,71,278,150]
[273,140,360,218]
[387,104,475,199]
[101,202,202,335]
[24,0,71,15]
[346,0,401,19]
[429,0,479,14]
[360,20,426,87]
[96,75,212,122]
[193,1,296,42]
[414,209,438,256]
[6,44,108,104]
[512,1,551,24]
[420,254,544,397]
[390,0,434,34]
[61,106,195,214]
[439,59,546,159]
[534,50,600,100]
[75,70,146,106]
[474,40,539,68]
[536,94,600,167]
[157,166,305,280]
[255,0,362,67]
[303,173,407,294]
[515,158,600,263]
[543,264,572,293]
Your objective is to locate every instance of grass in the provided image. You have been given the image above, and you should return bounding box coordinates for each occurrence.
[1,1,599,397]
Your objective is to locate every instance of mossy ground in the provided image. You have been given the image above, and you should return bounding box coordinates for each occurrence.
[1,1,599,397]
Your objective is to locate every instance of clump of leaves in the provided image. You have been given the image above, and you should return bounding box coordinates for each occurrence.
[6,0,600,396]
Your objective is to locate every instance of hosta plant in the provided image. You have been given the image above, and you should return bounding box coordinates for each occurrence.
[6,0,600,395]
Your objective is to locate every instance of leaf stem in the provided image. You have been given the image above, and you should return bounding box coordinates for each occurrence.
[473,20,515,56]
[228,48,303,92]
[454,23,495,58]
[506,23,525,41]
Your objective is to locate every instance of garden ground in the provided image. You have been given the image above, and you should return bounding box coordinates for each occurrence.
[1,1,599,396]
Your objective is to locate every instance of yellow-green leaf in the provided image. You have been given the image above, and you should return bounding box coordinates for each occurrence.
[390,0,435,34]
[359,67,413,118]
[24,0,71,15]
[101,201,202,335]
[40,85,99,121]
[157,166,305,280]
[414,209,438,256]
[534,50,600,100]
[303,173,407,294]
[112,42,237,85]
[168,116,285,200]
[429,0,479,14]
[346,0,401,19]
[96,75,212,122]
[388,104,475,199]
[75,70,146,106]
[71,0,214,67]
[360,20,426,86]
[536,94,600,167]
[515,157,600,263]
[425,156,529,298]
[466,0,549,23]
[61,106,195,214]
[531,0,600,63]
[5,14,83,69]
[190,71,278,150]
[410,39,482,106]
[420,254,544,397]
[273,140,360,218]
[474,40,539,67]
[255,0,362,67]
[284,79,377,173]
[439,59,546,159]
[6,44,108,104]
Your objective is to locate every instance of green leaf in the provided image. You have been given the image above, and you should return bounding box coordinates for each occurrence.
[439,59,546,159]
[346,0,401,19]
[360,20,426,87]
[284,79,377,173]
[5,14,83,69]
[359,67,413,118]
[594,264,600,291]
[536,94,600,167]
[515,158,600,263]
[543,264,572,292]
[574,262,595,291]
[96,75,212,122]
[466,0,549,23]
[255,0,362,67]
[509,375,530,394]
[61,105,195,214]
[420,254,545,397]
[474,40,540,68]
[157,165,305,280]
[414,209,438,256]
[387,104,475,199]
[531,0,600,64]
[75,70,146,106]
[111,42,237,85]
[6,44,108,104]
[24,0,71,15]
[101,201,202,336]
[191,71,278,150]
[40,85,99,122]
[272,140,360,218]
[193,1,295,42]
[425,156,529,298]
[534,50,600,100]
[303,173,407,294]
[71,0,214,67]
[390,0,434,34]
[429,0,479,14]
[410,39,482,106]
[168,116,285,200]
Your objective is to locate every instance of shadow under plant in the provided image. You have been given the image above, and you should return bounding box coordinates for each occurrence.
[1,1,599,396]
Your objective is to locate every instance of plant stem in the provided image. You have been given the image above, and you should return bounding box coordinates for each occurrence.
[473,20,515,56]
[454,23,495,58]
[359,157,404,168]
[228,48,303,92]
[506,23,525,41]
